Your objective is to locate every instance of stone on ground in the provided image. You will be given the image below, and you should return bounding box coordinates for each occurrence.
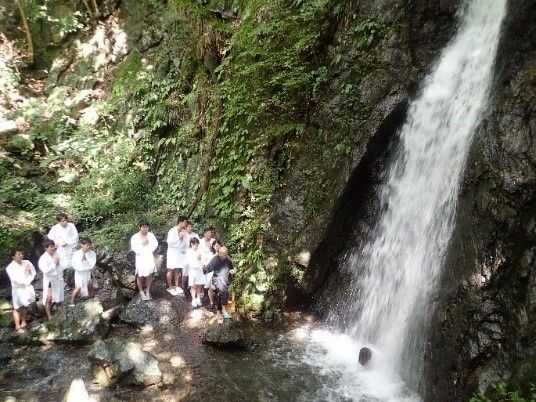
[89,338,162,386]
[202,320,247,349]
[119,295,187,327]
[0,299,109,345]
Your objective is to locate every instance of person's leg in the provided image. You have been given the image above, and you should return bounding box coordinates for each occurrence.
[12,309,21,330]
[191,285,197,307]
[70,287,81,305]
[174,269,180,289]
[208,287,215,309]
[182,273,190,298]
[166,269,174,290]
[136,276,146,298]
[214,289,223,323]
[20,308,27,328]
[220,288,231,319]
[196,285,203,306]
[145,275,153,299]
[45,295,53,320]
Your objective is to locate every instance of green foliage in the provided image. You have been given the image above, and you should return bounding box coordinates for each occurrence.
[471,384,536,402]
[352,18,385,49]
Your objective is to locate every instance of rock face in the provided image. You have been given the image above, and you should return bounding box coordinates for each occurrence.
[89,339,162,386]
[119,295,186,327]
[0,299,109,345]
[424,1,536,401]
[265,0,461,310]
[202,320,247,349]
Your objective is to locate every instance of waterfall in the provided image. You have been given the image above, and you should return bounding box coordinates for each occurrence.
[338,0,508,387]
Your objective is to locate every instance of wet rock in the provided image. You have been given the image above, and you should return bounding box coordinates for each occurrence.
[202,320,247,349]
[0,342,14,365]
[98,250,137,291]
[88,339,162,386]
[119,296,186,327]
[0,299,109,345]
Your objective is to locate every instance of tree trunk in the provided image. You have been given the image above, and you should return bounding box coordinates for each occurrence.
[15,0,34,65]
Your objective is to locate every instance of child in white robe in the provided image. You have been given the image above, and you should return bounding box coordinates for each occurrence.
[199,229,216,308]
[166,216,189,296]
[38,239,63,320]
[6,249,36,331]
[186,237,205,308]
[47,213,79,291]
[70,238,97,305]
[131,222,158,300]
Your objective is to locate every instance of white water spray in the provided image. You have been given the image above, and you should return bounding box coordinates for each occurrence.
[344,0,508,385]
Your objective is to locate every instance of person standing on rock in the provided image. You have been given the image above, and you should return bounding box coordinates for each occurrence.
[198,228,215,308]
[6,249,36,331]
[39,239,64,319]
[70,238,96,306]
[47,213,79,291]
[186,237,205,308]
[131,222,158,301]
[166,216,189,296]
[203,246,235,323]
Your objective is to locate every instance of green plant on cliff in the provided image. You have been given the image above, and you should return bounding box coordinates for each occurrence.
[471,384,536,402]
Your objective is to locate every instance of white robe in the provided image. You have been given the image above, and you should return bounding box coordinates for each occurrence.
[48,222,79,270]
[130,232,158,277]
[199,238,215,288]
[72,249,96,297]
[6,260,36,309]
[166,227,189,269]
[186,248,205,287]
[38,252,64,304]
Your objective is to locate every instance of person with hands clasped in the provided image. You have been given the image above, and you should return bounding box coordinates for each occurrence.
[70,238,96,306]
[39,239,64,320]
[6,249,36,331]
[131,222,158,301]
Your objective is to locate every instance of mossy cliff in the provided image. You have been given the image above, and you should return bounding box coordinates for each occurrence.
[2,0,536,400]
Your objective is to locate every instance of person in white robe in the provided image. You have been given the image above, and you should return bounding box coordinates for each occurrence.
[70,238,97,305]
[47,213,79,291]
[166,216,189,296]
[38,239,63,319]
[131,222,158,300]
[6,249,36,331]
[199,228,217,309]
[186,221,200,242]
[185,237,205,308]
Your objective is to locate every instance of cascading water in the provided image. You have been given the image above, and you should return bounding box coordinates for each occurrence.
[302,0,508,400]
[327,0,508,395]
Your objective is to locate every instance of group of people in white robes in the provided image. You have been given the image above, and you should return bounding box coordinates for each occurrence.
[131,217,235,323]
[5,213,96,330]
[6,213,235,330]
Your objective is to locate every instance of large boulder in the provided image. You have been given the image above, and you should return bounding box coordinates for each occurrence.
[202,320,248,349]
[1,299,109,345]
[119,295,187,327]
[88,338,162,386]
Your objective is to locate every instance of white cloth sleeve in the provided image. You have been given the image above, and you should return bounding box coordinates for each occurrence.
[38,254,57,275]
[65,223,79,246]
[148,233,158,253]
